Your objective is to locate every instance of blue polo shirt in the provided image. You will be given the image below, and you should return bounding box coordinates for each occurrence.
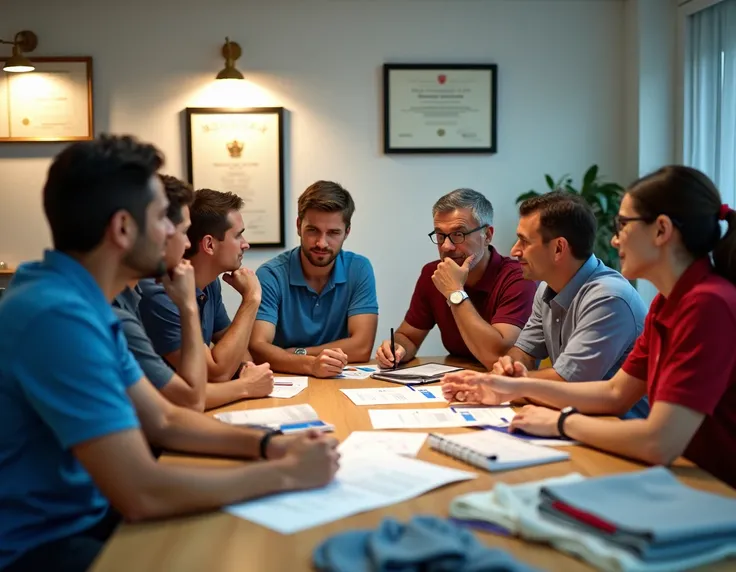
[255,247,378,348]
[0,250,142,569]
[137,277,231,356]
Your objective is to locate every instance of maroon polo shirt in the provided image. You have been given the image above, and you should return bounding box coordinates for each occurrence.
[622,258,736,488]
[404,246,536,358]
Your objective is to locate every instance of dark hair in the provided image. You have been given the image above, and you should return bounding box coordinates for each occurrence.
[159,175,194,225]
[628,165,736,285]
[185,188,244,257]
[519,190,597,260]
[297,181,355,228]
[43,134,164,253]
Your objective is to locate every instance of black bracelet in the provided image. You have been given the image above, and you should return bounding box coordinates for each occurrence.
[258,429,282,459]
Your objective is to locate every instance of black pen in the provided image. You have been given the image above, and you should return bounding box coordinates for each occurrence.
[390,327,396,370]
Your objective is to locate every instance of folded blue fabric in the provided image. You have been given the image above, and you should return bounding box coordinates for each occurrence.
[313,515,540,572]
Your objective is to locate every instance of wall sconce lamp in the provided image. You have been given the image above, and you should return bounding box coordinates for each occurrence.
[216,37,244,80]
[1,30,38,73]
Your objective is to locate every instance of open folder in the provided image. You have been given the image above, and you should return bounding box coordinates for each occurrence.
[371,362,464,385]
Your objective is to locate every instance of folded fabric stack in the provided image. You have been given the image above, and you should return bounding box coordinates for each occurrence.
[312,515,541,572]
[449,467,736,572]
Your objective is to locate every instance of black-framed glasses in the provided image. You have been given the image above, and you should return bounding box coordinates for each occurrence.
[613,215,652,236]
[428,224,488,245]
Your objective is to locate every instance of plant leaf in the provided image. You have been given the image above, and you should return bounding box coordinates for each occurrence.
[545,175,555,190]
[515,190,540,204]
[583,164,599,189]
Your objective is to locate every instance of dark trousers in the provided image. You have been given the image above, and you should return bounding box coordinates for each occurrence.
[5,508,121,572]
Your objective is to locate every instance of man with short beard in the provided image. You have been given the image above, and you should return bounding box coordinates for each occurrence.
[249,181,378,378]
[138,189,272,394]
[114,176,272,411]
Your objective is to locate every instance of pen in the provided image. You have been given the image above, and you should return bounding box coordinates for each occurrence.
[390,327,396,370]
[273,381,294,386]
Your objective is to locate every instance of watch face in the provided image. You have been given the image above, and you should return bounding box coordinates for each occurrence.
[295,348,307,355]
[450,291,462,304]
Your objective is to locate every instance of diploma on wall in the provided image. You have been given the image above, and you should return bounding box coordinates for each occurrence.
[383,63,497,154]
[185,107,285,247]
[0,57,93,142]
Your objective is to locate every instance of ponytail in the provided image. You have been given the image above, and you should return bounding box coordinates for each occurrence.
[713,208,736,286]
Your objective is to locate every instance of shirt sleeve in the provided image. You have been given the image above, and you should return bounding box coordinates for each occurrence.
[114,307,174,390]
[404,266,436,331]
[513,285,549,360]
[490,271,536,328]
[653,293,736,414]
[212,280,232,335]
[255,266,281,325]
[552,294,641,382]
[621,311,653,382]
[348,258,378,317]
[138,285,183,356]
[13,307,141,449]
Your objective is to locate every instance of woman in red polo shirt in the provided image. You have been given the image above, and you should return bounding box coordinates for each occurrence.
[441,165,736,488]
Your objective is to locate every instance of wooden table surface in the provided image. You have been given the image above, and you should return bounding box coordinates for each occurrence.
[91,358,736,572]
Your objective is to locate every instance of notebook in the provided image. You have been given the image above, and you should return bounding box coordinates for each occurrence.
[371,362,465,385]
[428,429,570,472]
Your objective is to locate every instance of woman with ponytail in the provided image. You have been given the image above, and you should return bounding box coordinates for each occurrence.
[441,165,736,488]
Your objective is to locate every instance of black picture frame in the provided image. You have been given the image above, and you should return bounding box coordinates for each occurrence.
[382,63,498,154]
[185,107,285,248]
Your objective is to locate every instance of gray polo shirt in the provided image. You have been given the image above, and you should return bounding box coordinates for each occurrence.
[514,255,649,418]
[113,285,174,390]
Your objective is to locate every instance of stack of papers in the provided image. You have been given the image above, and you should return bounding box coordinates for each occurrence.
[368,406,515,429]
[338,431,428,458]
[214,404,333,433]
[334,365,379,380]
[225,453,477,534]
[340,386,446,405]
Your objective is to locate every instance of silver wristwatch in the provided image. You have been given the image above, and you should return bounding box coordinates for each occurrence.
[447,290,469,306]
[294,348,307,355]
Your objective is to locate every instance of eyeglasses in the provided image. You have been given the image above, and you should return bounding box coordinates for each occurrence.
[429,224,488,245]
[613,215,652,236]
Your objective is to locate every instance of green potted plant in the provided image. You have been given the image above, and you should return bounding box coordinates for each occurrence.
[515,165,624,271]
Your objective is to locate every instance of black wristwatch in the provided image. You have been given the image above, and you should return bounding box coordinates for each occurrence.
[557,406,579,439]
[258,429,283,459]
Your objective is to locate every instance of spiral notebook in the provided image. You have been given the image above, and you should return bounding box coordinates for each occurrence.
[428,429,570,472]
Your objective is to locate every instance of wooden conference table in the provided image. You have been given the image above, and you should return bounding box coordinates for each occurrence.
[91,357,736,572]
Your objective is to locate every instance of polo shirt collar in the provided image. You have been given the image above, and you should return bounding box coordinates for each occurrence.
[657,257,714,326]
[43,249,119,326]
[545,254,599,310]
[469,246,503,293]
[288,246,347,289]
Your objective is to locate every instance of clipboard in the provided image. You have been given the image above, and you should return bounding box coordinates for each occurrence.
[370,362,464,385]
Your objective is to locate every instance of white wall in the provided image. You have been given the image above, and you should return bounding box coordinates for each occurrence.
[0,0,627,356]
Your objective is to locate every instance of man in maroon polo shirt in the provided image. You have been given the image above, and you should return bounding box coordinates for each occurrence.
[376,188,536,370]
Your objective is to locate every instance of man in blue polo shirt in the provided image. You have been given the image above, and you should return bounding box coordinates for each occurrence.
[0,135,339,572]
[138,188,270,392]
[249,180,378,377]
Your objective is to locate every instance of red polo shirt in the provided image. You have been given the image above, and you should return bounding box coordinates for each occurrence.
[622,258,736,488]
[404,247,536,358]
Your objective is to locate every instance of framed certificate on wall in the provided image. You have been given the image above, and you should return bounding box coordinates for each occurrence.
[383,63,497,154]
[0,57,94,142]
[185,107,285,248]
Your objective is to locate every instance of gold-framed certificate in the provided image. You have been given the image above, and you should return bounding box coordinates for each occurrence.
[383,64,497,154]
[0,57,93,142]
[185,107,285,248]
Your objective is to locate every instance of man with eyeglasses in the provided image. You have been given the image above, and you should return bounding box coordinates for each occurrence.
[492,190,650,418]
[376,188,536,370]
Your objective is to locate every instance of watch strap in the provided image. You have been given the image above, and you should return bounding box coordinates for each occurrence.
[557,407,579,439]
[259,429,283,459]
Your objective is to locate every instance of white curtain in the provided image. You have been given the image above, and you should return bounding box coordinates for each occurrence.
[684,0,736,206]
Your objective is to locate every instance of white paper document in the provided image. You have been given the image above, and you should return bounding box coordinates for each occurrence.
[225,453,476,534]
[268,377,309,399]
[338,431,428,457]
[340,386,446,406]
[368,406,516,430]
[333,365,379,380]
[214,404,318,428]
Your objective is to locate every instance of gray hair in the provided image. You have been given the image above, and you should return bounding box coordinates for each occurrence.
[432,188,494,226]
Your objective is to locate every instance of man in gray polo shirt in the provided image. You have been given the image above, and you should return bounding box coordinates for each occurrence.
[494,190,649,418]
